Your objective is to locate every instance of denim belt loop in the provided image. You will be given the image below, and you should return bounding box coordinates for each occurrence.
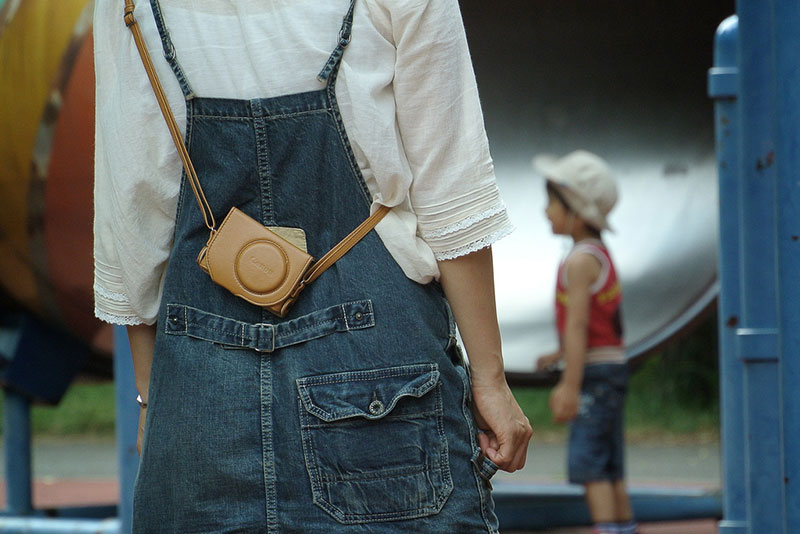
[254,323,276,353]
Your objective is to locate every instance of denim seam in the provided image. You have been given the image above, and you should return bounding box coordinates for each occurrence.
[172,102,194,224]
[433,382,454,502]
[325,86,372,207]
[302,410,439,429]
[458,362,499,533]
[301,389,438,423]
[319,462,439,483]
[298,400,326,514]
[251,99,274,226]
[191,115,253,122]
[192,109,327,121]
[260,356,278,533]
[341,304,350,331]
[297,364,436,386]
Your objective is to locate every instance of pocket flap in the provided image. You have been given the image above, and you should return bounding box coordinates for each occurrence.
[297,364,440,423]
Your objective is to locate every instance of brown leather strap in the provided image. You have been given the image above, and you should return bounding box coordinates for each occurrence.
[303,205,390,285]
[124,0,216,231]
[124,0,390,283]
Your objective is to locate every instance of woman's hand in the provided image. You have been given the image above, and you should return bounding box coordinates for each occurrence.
[127,324,156,456]
[471,374,533,472]
[137,405,146,455]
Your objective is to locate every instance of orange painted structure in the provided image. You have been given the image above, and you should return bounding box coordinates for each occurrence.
[0,0,109,354]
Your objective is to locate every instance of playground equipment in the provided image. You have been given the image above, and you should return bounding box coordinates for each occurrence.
[3,0,771,531]
[710,2,800,531]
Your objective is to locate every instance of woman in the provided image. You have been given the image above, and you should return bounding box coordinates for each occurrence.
[93,1,531,532]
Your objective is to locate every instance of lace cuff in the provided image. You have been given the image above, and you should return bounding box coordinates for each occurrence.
[419,197,515,261]
[94,283,145,326]
[432,224,515,261]
[93,256,148,325]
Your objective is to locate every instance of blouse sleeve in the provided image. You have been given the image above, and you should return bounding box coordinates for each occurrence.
[92,1,183,326]
[390,0,514,260]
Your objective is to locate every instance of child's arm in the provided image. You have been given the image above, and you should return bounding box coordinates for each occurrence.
[549,252,600,423]
[536,350,563,371]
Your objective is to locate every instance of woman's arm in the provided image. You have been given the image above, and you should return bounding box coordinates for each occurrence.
[437,247,532,472]
[126,324,156,454]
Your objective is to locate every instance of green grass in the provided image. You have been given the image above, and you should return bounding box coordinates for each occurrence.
[0,382,117,436]
[0,316,720,440]
[0,359,718,440]
[513,356,721,442]
[516,315,721,442]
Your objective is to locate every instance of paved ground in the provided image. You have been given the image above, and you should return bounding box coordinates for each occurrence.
[494,437,720,488]
[0,436,722,532]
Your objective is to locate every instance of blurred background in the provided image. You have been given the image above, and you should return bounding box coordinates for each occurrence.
[0,2,733,522]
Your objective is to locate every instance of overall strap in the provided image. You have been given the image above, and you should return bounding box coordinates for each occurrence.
[123,0,389,283]
[149,0,194,98]
[317,0,357,85]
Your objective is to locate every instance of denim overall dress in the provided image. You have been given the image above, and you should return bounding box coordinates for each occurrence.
[135,1,499,532]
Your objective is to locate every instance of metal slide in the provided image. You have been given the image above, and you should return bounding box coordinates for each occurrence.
[458,1,734,373]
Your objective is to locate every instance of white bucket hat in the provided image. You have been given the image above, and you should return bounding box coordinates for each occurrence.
[534,150,618,231]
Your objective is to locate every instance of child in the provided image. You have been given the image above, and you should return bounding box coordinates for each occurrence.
[534,150,637,534]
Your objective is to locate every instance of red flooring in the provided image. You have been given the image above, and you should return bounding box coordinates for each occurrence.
[0,479,118,509]
[534,520,717,533]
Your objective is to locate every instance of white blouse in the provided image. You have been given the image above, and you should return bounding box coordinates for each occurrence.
[93,0,513,326]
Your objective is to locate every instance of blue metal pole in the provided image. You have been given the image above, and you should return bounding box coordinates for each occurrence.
[773,0,800,530]
[114,326,138,534]
[2,390,32,516]
[735,1,783,532]
[709,15,747,534]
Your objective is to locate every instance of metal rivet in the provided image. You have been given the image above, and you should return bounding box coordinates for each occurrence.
[354,312,364,321]
[368,399,384,415]
[170,316,178,324]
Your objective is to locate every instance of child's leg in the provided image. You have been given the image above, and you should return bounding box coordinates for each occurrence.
[584,480,617,522]
[613,479,638,533]
[613,479,633,521]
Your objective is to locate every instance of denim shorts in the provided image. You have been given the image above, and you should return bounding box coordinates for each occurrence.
[568,363,628,484]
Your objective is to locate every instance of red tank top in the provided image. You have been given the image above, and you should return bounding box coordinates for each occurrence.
[555,241,623,352]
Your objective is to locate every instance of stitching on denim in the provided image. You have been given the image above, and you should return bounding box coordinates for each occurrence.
[173,102,194,223]
[250,99,275,227]
[192,115,253,122]
[169,302,374,351]
[433,382,453,498]
[302,410,439,429]
[263,109,329,121]
[319,462,433,483]
[192,108,327,121]
[326,87,372,207]
[298,395,326,512]
[297,363,437,387]
[304,394,438,422]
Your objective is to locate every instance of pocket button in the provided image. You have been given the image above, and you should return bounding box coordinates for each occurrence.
[354,312,364,321]
[368,399,385,415]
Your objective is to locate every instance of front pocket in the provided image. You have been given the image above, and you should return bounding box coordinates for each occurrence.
[296,363,453,524]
